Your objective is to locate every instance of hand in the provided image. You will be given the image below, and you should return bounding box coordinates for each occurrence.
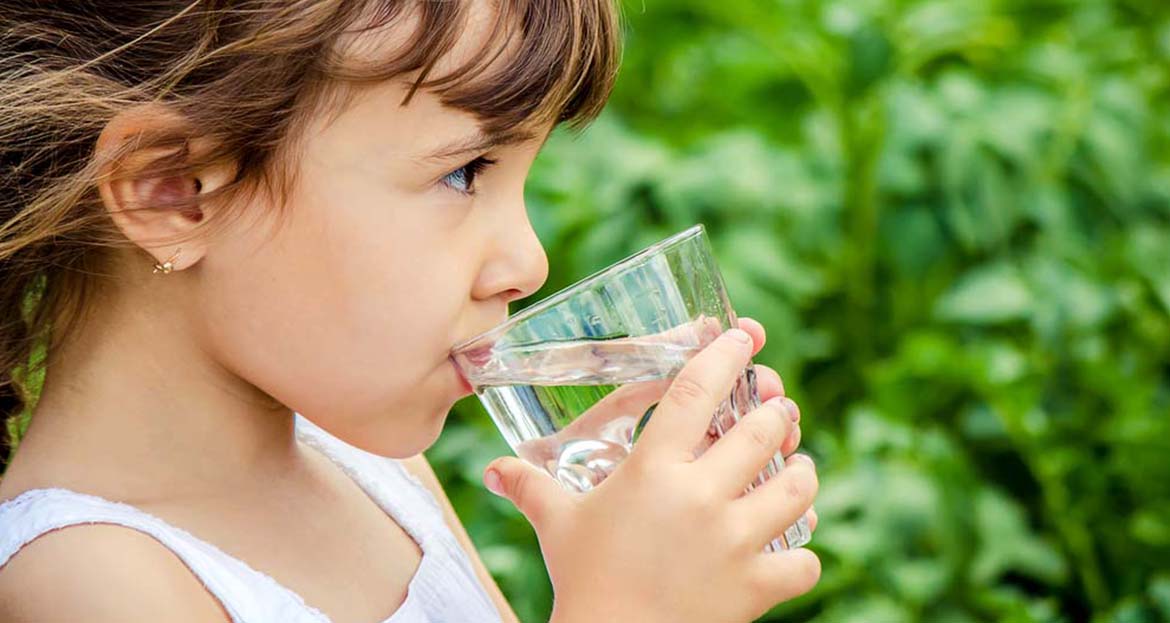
[736,317,812,469]
[484,318,821,623]
[514,318,813,485]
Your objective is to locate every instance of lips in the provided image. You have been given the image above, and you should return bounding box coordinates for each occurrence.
[449,355,475,394]
[451,331,497,393]
[460,343,494,367]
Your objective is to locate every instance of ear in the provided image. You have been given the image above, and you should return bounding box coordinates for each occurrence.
[95,104,236,273]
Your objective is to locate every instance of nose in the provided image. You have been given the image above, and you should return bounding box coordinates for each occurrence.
[471,206,549,304]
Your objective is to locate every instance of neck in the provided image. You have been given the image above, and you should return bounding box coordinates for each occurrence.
[6,279,302,504]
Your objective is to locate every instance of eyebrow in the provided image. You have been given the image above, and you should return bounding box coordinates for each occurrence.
[421,127,539,162]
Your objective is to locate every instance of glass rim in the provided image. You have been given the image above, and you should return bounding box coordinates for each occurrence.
[451,223,707,352]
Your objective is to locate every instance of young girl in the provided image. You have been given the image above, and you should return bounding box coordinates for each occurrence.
[0,2,820,622]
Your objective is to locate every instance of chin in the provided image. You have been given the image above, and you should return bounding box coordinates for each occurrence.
[309,406,452,459]
[396,406,456,456]
[327,368,467,457]
[416,407,452,449]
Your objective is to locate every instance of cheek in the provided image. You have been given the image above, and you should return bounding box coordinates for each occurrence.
[198,186,469,447]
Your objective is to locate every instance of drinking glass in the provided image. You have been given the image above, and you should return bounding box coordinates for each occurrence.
[450,224,811,550]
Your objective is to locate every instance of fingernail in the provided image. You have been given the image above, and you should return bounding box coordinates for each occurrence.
[484,469,504,497]
[792,453,814,467]
[782,397,800,422]
[727,329,751,344]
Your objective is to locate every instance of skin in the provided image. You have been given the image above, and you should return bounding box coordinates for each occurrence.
[0,69,551,620]
[0,4,819,622]
[511,330,822,623]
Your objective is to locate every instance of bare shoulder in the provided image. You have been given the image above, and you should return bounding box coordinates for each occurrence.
[0,522,231,622]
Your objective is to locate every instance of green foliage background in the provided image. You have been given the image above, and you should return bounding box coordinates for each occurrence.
[428,0,1170,621]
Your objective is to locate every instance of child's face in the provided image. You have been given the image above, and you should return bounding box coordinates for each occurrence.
[198,80,550,457]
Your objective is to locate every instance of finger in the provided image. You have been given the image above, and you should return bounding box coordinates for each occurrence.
[636,329,755,459]
[753,364,786,402]
[779,395,800,424]
[780,422,801,457]
[699,396,795,495]
[737,317,767,357]
[750,548,822,605]
[557,378,670,440]
[736,453,818,548]
[807,506,818,532]
[609,315,724,351]
[484,457,570,531]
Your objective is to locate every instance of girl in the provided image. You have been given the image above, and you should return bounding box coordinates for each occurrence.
[0,2,820,622]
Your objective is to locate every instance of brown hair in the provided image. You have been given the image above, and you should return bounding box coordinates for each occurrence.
[0,0,621,473]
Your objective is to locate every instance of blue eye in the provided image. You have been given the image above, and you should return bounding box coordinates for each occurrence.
[440,156,496,195]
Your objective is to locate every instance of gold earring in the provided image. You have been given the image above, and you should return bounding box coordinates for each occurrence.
[152,248,181,274]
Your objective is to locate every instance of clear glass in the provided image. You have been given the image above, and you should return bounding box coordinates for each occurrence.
[450,224,811,550]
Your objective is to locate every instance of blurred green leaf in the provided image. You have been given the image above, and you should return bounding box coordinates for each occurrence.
[935,262,1033,324]
[971,489,1068,586]
[423,1,1170,621]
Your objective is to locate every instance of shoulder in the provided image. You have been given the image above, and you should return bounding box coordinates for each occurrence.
[0,522,231,622]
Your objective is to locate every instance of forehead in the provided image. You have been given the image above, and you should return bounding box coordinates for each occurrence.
[310,4,549,162]
[312,78,548,167]
[315,0,616,136]
[338,0,505,81]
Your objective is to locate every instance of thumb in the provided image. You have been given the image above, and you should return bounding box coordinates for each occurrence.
[484,456,566,529]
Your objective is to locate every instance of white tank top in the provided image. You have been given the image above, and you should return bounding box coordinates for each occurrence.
[0,414,504,623]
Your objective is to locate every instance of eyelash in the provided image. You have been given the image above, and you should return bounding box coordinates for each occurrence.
[439,156,497,196]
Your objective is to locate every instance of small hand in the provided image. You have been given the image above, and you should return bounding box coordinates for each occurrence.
[486,326,821,623]
[514,317,804,476]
